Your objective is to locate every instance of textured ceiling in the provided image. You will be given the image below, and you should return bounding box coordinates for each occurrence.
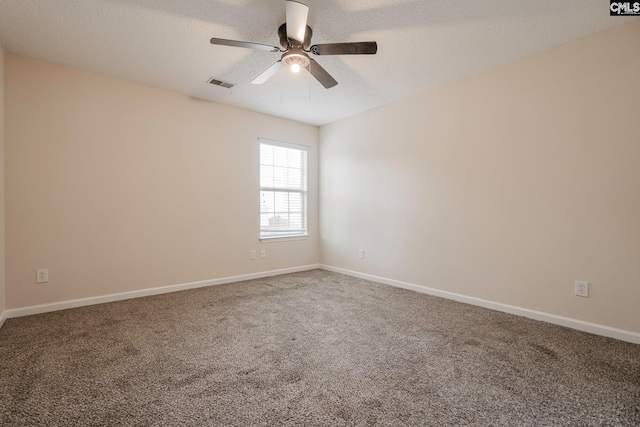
[0,1,635,126]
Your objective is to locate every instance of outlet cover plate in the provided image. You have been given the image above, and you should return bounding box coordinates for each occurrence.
[575,280,589,298]
[37,269,49,283]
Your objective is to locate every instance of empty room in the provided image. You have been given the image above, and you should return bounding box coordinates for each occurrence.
[0,1,639,425]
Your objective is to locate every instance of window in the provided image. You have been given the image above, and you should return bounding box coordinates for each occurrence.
[259,139,308,240]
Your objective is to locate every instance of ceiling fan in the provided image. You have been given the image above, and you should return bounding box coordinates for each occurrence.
[210,0,377,89]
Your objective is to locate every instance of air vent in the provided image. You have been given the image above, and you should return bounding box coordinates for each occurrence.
[207,77,235,89]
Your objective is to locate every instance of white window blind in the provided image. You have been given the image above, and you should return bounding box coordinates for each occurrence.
[259,139,308,239]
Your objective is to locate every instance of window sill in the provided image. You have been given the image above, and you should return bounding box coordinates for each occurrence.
[260,234,309,243]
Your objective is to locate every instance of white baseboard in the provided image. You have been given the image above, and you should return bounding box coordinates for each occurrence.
[0,310,7,330]
[4,263,638,345]
[320,265,640,345]
[2,264,320,322]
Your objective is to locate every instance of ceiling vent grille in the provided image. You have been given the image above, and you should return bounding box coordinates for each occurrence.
[207,77,235,89]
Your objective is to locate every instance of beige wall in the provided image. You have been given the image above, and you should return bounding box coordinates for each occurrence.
[5,54,319,309]
[0,46,5,315]
[320,21,640,333]
[4,21,639,335]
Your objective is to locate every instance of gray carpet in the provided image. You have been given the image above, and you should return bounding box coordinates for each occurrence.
[0,269,639,426]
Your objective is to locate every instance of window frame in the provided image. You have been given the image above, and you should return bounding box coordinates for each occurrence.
[258,138,309,243]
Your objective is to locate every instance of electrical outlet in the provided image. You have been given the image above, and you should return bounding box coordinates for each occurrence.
[250,250,256,260]
[37,269,49,283]
[261,249,266,258]
[358,249,365,259]
[575,280,589,298]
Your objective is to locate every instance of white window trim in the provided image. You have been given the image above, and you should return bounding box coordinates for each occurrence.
[260,234,310,243]
[258,138,309,241]
[259,138,308,151]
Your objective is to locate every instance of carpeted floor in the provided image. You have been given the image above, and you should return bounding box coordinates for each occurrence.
[0,269,639,426]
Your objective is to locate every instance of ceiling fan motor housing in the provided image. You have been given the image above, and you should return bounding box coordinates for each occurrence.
[278,23,313,49]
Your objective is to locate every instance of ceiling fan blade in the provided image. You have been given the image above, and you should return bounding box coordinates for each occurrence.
[210,38,280,53]
[251,61,284,84]
[305,59,338,89]
[310,42,378,56]
[286,1,309,43]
